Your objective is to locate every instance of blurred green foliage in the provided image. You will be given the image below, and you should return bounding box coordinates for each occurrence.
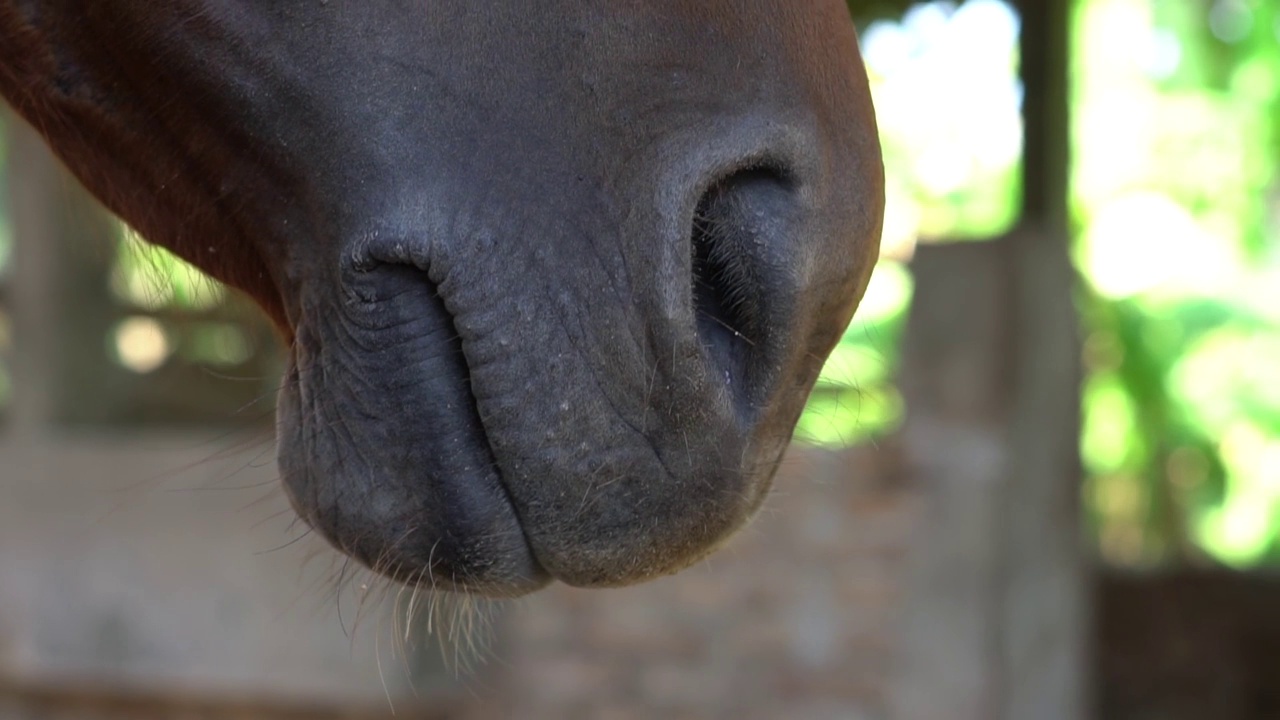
[808,0,1280,569]
[1075,0,1280,567]
[111,227,227,312]
[796,260,912,446]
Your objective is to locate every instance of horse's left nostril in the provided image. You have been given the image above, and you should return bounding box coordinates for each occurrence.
[690,166,795,418]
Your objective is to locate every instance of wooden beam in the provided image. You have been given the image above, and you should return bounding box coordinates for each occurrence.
[1018,0,1072,230]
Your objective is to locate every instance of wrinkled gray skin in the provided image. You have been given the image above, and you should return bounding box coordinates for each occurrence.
[1,1,884,596]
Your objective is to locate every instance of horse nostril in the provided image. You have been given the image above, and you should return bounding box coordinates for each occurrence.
[690,166,795,417]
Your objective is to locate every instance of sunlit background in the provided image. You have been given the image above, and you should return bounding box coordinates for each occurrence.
[801,0,1280,572]
[0,0,1277,570]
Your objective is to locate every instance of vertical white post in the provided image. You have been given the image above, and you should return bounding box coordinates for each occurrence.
[4,117,60,439]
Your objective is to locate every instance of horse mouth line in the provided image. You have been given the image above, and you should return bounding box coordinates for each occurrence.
[389,254,555,593]
[452,350,554,595]
[376,269,553,596]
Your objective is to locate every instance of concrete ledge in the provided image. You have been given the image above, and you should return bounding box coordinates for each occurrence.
[0,432,456,708]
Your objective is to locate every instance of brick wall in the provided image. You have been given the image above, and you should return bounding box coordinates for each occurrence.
[464,444,914,720]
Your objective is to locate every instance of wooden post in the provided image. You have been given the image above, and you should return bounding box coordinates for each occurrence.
[4,116,59,437]
[1003,0,1086,715]
[887,0,1085,717]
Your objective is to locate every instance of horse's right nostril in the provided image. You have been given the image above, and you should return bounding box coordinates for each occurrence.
[690,166,797,418]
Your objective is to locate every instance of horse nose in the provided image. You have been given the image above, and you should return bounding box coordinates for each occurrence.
[689,166,800,422]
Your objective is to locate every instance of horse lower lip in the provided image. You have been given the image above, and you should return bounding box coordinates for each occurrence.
[280,408,554,595]
[374,510,552,597]
[276,285,554,595]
